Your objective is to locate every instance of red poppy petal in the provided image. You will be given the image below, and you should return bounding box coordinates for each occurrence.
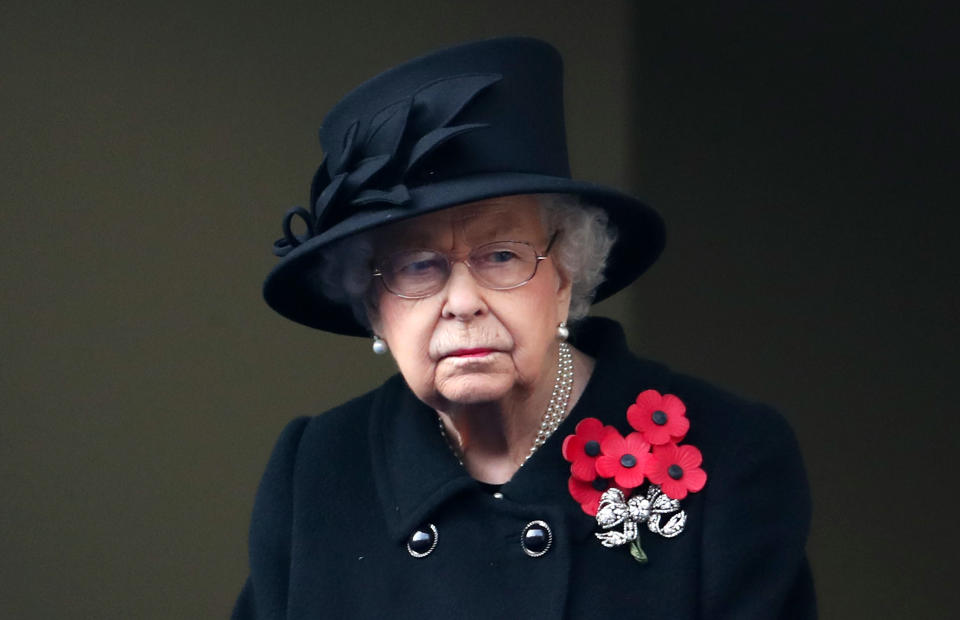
[571,456,598,482]
[626,404,644,430]
[628,404,658,433]
[644,457,666,481]
[568,477,594,504]
[561,435,582,462]
[576,417,604,436]
[583,427,608,443]
[648,468,667,486]
[683,467,707,492]
[639,450,656,471]
[643,426,672,445]
[660,393,687,417]
[616,467,646,489]
[660,478,689,500]
[624,432,651,454]
[670,415,690,439]
[654,442,680,461]
[677,444,703,469]
[581,499,599,516]
[600,426,620,441]
[595,456,620,478]
[600,431,626,455]
[634,389,662,409]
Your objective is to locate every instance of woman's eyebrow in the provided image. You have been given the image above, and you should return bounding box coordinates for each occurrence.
[458,215,530,241]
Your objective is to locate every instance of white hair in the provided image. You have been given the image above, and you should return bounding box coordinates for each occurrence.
[537,193,617,321]
[312,193,617,331]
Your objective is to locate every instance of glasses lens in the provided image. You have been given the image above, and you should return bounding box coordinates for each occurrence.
[468,241,539,289]
[381,249,449,297]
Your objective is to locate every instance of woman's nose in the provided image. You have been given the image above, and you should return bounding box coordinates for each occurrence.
[440,262,487,320]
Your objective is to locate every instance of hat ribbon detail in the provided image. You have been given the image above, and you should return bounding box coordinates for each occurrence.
[272,73,503,257]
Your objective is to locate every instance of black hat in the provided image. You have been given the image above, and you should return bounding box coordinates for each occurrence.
[263,37,665,335]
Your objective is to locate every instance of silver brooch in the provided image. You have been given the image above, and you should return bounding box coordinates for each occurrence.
[594,486,687,563]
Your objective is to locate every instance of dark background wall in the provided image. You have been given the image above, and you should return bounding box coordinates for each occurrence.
[1,1,955,618]
[630,5,958,617]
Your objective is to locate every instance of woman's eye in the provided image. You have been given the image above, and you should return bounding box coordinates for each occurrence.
[394,253,444,276]
[477,249,519,265]
[404,260,437,273]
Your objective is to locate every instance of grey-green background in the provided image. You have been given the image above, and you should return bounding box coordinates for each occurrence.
[2,2,956,618]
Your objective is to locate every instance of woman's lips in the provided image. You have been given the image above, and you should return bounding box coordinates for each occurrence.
[444,348,497,358]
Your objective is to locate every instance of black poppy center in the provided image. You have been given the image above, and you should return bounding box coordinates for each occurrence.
[651,410,668,425]
[584,440,601,457]
[620,454,637,468]
[591,477,609,492]
[668,464,684,480]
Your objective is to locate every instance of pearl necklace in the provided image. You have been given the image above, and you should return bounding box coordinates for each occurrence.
[438,341,575,467]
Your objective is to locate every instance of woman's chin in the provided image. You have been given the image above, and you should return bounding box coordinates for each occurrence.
[435,374,515,406]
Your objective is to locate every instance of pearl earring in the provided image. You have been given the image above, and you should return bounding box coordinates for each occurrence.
[372,336,388,355]
[556,321,569,341]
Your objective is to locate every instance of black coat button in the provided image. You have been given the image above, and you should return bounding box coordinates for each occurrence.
[406,524,438,558]
[521,520,552,557]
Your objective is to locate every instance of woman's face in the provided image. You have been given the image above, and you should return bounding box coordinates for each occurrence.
[371,195,571,411]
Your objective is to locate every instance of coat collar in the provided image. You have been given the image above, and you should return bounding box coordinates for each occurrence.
[369,318,670,544]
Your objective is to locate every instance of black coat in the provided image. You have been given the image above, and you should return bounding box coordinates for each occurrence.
[233,319,815,619]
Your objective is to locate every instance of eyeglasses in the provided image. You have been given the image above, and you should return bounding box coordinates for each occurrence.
[373,234,557,299]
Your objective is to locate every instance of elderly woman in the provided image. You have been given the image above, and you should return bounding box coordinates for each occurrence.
[233,38,815,619]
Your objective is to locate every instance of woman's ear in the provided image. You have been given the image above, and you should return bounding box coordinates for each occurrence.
[554,264,573,323]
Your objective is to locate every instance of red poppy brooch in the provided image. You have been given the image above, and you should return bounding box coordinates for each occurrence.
[561,389,707,563]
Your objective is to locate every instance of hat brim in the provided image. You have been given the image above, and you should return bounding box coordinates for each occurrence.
[262,172,665,336]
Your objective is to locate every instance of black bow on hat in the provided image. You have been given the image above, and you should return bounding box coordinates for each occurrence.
[272,72,503,257]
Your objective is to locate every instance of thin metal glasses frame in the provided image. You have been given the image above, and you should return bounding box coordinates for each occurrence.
[372,233,558,299]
